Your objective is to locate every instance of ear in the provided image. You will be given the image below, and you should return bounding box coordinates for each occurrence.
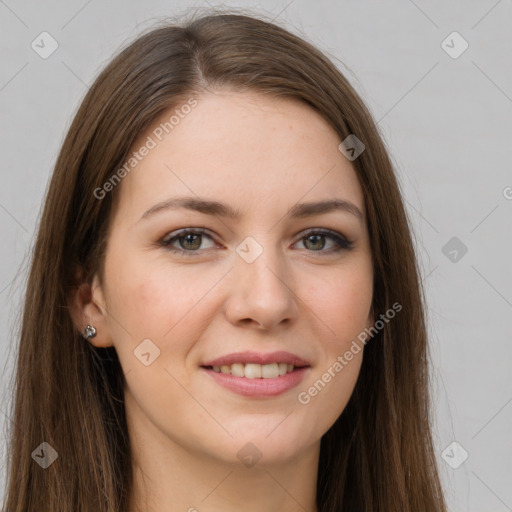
[69,266,114,348]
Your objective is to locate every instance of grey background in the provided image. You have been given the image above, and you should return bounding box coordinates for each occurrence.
[1,1,511,510]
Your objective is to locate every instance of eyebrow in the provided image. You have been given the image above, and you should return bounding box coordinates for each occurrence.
[138,196,364,223]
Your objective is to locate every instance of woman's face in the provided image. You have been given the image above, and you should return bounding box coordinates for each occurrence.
[91,89,374,466]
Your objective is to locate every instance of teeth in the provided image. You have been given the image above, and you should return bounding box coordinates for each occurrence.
[244,363,261,379]
[261,363,279,379]
[210,362,296,378]
[231,363,244,377]
[278,363,288,376]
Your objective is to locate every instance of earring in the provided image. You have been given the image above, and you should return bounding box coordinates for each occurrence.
[83,324,97,340]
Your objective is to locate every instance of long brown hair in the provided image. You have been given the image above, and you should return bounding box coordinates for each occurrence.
[3,8,447,511]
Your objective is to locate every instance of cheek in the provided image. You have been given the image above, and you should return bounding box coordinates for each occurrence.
[105,246,173,330]
[303,261,373,344]
[103,254,219,431]
[104,249,227,360]
[297,261,371,412]
[295,271,369,433]
[299,351,363,440]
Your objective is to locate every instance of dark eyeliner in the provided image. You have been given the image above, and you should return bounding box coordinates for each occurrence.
[298,228,354,253]
[158,228,214,256]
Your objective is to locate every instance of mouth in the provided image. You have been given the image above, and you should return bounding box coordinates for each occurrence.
[202,362,300,379]
[200,351,311,397]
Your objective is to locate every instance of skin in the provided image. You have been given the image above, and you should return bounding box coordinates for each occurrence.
[73,89,374,512]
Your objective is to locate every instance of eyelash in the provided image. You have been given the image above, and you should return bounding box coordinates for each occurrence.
[158,227,353,257]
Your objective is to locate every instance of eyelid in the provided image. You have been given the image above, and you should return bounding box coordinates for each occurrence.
[295,228,353,252]
[159,227,354,255]
[160,227,213,245]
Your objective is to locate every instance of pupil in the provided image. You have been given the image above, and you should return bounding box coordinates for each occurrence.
[306,235,324,250]
[183,234,201,250]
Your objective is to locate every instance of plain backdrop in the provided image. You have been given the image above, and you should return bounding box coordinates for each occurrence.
[1,1,511,510]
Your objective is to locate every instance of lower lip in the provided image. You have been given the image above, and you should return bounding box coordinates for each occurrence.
[201,367,309,397]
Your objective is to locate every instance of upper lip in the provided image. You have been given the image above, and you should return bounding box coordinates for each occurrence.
[202,351,310,368]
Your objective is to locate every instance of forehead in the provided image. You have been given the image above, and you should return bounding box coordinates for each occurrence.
[113,89,365,225]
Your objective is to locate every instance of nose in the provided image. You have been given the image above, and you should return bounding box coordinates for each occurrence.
[224,241,299,331]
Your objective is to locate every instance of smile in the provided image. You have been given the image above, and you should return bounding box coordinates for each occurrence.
[208,362,296,379]
[200,351,310,397]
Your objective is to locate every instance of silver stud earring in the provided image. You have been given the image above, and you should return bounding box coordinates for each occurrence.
[83,324,97,340]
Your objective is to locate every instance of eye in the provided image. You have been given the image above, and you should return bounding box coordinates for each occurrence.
[159,228,353,256]
[294,228,353,254]
[159,228,217,255]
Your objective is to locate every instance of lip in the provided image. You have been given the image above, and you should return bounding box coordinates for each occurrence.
[201,350,310,368]
[202,366,310,397]
[200,351,311,398]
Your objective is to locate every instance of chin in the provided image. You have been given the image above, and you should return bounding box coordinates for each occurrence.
[205,424,317,467]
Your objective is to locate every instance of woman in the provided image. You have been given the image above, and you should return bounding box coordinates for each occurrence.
[3,10,448,512]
